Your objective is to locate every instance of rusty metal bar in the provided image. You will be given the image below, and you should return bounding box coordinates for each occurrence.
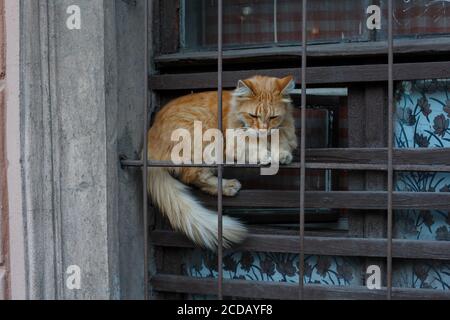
[387,0,394,300]
[121,159,450,172]
[143,0,150,300]
[121,159,279,169]
[217,0,224,300]
[299,0,307,301]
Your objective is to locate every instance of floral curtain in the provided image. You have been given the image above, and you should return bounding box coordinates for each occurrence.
[183,79,450,296]
[393,79,450,290]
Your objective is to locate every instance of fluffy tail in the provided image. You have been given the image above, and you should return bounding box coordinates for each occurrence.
[148,168,247,250]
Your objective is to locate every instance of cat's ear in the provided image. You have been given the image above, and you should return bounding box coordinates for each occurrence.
[278,76,296,95]
[233,80,255,98]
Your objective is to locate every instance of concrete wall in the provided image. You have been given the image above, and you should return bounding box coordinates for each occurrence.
[115,0,151,299]
[6,0,25,300]
[0,0,7,301]
[18,0,149,299]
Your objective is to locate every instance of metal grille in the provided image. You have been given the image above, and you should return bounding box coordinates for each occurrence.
[121,0,450,300]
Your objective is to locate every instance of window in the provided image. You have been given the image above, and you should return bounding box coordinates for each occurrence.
[181,0,449,51]
[121,0,450,299]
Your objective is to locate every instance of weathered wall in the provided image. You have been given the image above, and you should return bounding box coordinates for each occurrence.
[6,0,25,300]
[19,0,149,299]
[115,0,150,299]
[0,0,8,301]
[21,0,119,299]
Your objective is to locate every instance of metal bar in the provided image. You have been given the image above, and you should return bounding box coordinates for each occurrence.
[124,144,450,172]
[387,0,394,300]
[143,0,149,300]
[217,0,224,300]
[299,0,307,301]
[121,159,450,172]
[121,160,285,169]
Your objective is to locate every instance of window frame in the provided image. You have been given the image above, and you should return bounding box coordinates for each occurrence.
[154,0,450,65]
[120,0,450,300]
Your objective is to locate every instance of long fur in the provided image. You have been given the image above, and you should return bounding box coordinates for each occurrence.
[147,167,247,250]
[146,75,297,250]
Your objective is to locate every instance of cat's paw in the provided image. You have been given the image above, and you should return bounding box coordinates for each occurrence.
[223,179,242,197]
[259,154,272,165]
[279,150,293,164]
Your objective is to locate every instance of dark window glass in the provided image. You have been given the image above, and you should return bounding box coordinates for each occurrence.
[182,0,450,51]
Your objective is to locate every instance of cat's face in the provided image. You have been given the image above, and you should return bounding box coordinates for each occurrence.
[232,75,295,132]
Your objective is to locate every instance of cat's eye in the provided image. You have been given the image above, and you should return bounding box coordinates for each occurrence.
[249,113,258,118]
[270,115,280,120]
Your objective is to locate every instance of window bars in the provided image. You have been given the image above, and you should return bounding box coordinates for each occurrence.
[143,0,150,300]
[119,0,450,300]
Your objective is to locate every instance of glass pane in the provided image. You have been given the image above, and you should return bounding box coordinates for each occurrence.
[183,0,371,50]
[393,259,450,291]
[183,0,450,51]
[184,0,276,50]
[186,250,363,285]
[395,79,450,149]
[381,0,450,39]
[394,78,450,242]
[305,0,370,43]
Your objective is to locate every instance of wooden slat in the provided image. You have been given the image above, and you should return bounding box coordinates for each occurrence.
[150,231,450,261]
[306,148,450,171]
[308,148,450,167]
[151,274,450,300]
[154,38,450,66]
[196,190,450,210]
[122,148,450,171]
[226,210,339,225]
[149,61,450,90]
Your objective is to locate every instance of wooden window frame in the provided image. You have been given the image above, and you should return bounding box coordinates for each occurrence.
[153,0,450,67]
[120,0,450,300]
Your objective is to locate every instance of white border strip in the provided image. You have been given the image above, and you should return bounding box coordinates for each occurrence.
[5,0,26,300]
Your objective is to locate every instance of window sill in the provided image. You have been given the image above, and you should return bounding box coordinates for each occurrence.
[154,37,450,68]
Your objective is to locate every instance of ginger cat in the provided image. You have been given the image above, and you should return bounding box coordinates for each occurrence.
[146,75,298,250]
